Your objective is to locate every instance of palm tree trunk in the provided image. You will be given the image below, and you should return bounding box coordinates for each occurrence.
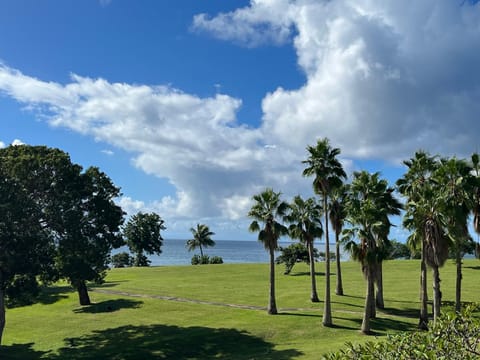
[455,248,462,313]
[268,247,277,315]
[335,233,344,296]
[199,245,204,257]
[432,265,441,325]
[361,265,374,334]
[419,243,429,330]
[76,280,91,306]
[308,240,320,302]
[0,287,5,345]
[375,261,384,309]
[322,197,332,326]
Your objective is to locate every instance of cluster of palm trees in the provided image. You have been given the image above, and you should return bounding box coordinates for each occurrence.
[248,139,480,334]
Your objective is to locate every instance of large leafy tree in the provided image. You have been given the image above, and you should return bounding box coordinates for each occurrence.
[344,171,401,334]
[285,196,323,302]
[303,138,346,326]
[0,145,124,306]
[124,212,165,266]
[186,224,215,257]
[0,167,54,344]
[248,188,288,315]
[397,150,438,329]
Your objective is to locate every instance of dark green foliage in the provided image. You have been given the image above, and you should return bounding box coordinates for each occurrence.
[0,145,125,306]
[209,256,224,264]
[323,306,480,359]
[111,252,134,268]
[386,240,412,259]
[191,255,223,265]
[124,212,165,267]
[276,243,319,274]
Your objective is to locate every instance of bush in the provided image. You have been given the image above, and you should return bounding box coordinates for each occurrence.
[323,306,480,359]
[191,255,223,265]
[276,243,319,274]
[111,252,133,268]
[209,256,223,264]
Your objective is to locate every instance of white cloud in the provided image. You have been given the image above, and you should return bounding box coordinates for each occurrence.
[101,149,114,156]
[0,141,5,148]
[197,0,480,161]
[11,139,25,146]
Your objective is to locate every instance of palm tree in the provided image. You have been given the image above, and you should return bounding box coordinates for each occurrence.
[248,188,288,315]
[285,195,323,302]
[302,138,346,327]
[344,171,401,334]
[471,153,480,258]
[397,150,438,330]
[434,157,474,313]
[186,224,215,257]
[329,184,348,296]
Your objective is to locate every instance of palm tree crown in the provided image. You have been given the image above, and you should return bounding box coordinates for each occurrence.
[186,223,215,257]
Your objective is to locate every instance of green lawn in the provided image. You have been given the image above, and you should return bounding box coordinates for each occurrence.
[2,259,479,359]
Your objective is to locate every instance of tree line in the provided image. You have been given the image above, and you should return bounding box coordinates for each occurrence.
[247,139,480,334]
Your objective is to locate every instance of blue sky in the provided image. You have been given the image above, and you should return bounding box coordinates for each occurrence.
[1,0,480,240]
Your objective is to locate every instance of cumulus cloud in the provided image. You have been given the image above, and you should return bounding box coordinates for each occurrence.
[0,141,5,148]
[196,0,480,161]
[0,63,306,222]
[11,139,25,146]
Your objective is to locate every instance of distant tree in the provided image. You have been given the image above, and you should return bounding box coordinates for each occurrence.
[276,242,319,275]
[248,188,288,315]
[0,168,54,345]
[124,212,165,267]
[0,145,125,306]
[386,240,411,259]
[285,196,323,302]
[186,224,215,257]
[111,252,134,268]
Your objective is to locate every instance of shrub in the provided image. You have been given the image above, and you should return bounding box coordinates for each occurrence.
[323,306,480,359]
[111,252,133,268]
[209,256,224,264]
[191,254,211,265]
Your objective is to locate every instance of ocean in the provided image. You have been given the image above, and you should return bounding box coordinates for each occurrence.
[136,239,342,266]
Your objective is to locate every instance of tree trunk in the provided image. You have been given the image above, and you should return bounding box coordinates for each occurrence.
[418,244,429,330]
[77,280,91,306]
[267,247,277,315]
[375,261,384,309]
[335,234,344,296]
[322,198,332,326]
[432,265,441,325]
[361,266,374,334]
[0,287,5,345]
[455,248,462,313]
[199,245,204,257]
[308,240,320,302]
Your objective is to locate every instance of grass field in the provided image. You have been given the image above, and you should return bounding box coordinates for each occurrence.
[1,259,479,359]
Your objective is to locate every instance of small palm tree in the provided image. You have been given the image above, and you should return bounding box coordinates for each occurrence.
[186,224,215,257]
[285,195,323,302]
[329,184,348,296]
[248,188,288,315]
[303,138,346,327]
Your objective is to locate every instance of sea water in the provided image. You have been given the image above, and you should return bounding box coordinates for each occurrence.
[143,239,342,266]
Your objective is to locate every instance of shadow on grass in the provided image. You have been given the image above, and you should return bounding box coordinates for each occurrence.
[279,312,321,318]
[336,315,414,335]
[46,324,303,360]
[380,307,420,319]
[464,265,480,270]
[72,299,143,314]
[36,286,71,305]
[0,343,48,360]
[289,272,325,277]
[91,281,127,289]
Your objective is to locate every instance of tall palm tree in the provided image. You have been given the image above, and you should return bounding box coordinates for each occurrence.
[302,138,346,327]
[397,151,438,329]
[186,224,215,257]
[344,171,400,334]
[329,184,348,296]
[248,188,288,315]
[285,195,323,302]
[471,153,480,258]
[434,157,474,313]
